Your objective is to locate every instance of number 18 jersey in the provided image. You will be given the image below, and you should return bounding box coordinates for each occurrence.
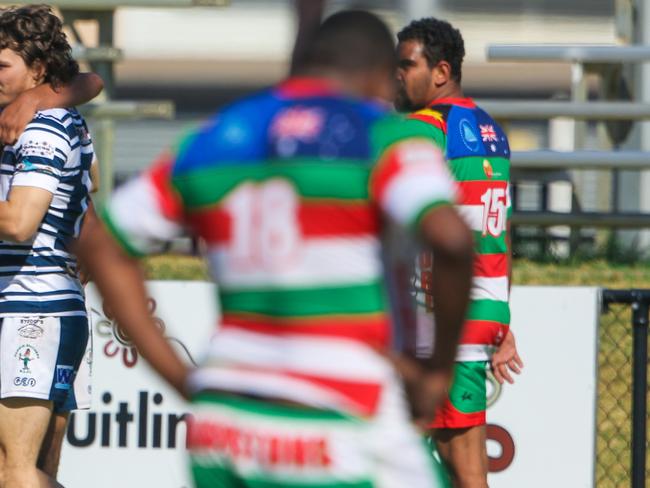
[409,97,511,361]
[102,78,457,416]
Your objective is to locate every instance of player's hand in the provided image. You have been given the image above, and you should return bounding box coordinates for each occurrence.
[389,354,452,430]
[491,329,523,385]
[0,91,40,144]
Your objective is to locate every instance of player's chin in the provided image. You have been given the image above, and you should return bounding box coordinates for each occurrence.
[394,91,414,113]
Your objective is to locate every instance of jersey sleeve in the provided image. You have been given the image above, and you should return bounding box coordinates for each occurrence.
[369,117,457,228]
[11,117,70,193]
[101,151,185,257]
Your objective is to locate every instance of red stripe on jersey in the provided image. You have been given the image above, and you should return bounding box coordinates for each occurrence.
[474,254,508,278]
[284,371,382,416]
[148,154,184,222]
[408,113,447,132]
[221,314,390,349]
[459,320,509,346]
[431,97,476,108]
[457,180,508,205]
[188,202,378,244]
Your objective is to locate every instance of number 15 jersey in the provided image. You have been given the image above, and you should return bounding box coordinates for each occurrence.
[410,97,511,362]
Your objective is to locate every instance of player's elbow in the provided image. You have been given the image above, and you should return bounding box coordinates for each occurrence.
[2,220,36,243]
[86,72,104,99]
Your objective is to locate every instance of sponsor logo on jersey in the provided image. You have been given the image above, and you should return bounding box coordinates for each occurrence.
[55,365,75,389]
[483,159,494,179]
[459,119,480,152]
[13,376,36,387]
[18,318,45,339]
[480,124,498,142]
[22,139,56,159]
[14,345,39,373]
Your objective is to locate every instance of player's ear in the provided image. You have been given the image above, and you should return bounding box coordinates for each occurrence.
[432,60,452,86]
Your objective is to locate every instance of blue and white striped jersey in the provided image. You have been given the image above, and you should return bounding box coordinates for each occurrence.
[0,108,94,316]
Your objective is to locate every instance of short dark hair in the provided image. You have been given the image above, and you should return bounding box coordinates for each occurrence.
[299,10,396,74]
[397,17,465,83]
[0,4,79,88]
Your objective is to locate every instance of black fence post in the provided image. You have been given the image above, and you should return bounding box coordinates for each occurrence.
[631,297,649,488]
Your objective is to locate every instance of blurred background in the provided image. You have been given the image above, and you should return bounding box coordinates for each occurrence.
[51,0,648,262]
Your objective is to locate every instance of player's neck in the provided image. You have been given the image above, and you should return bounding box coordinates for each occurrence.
[428,84,464,105]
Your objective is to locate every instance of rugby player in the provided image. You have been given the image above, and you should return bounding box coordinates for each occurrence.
[395,17,524,488]
[0,6,98,487]
[74,10,475,487]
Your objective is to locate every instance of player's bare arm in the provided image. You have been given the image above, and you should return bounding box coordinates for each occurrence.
[407,205,474,426]
[0,185,53,242]
[491,221,524,384]
[290,0,326,74]
[72,214,192,399]
[0,72,103,144]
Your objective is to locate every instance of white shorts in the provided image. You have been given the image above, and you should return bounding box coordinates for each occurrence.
[188,372,443,488]
[0,316,89,412]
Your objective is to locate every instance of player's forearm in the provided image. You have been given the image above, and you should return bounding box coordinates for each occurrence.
[290,0,326,74]
[0,200,40,242]
[420,207,474,371]
[30,73,104,110]
[74,219,190,397]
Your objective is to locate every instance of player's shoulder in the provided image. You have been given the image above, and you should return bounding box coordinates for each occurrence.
[371,112,444,154]
[173,89,280,175]
[28,108,77,135]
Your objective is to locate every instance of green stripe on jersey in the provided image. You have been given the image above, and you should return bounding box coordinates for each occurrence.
[370,115,446,157]
[448,157,510,182]
[191,464,374,488]
[101,207,145,258]
[173,160,370,208]
[467,299,510,324]
[192,392,351,421]
[219,282,387,318]
[474,231,507,255]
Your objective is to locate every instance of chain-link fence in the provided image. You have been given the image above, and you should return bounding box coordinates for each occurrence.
[598,291,650,488]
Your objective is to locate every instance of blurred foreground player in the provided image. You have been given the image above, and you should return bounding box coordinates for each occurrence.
[0,5,100,488]
[75,10,474,488]
[396,17,524,488]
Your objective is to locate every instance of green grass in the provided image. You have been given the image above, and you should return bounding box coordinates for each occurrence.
[143,255,642,485]
[144,254,650,288]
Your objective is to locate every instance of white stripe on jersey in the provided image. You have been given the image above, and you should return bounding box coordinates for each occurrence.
[207,236,382,289]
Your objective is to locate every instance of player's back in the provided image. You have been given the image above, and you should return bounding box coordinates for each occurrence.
[172,79,400,415]
[410,98,511,361]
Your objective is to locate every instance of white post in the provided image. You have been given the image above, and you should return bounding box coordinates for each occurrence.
[617,0,650,253]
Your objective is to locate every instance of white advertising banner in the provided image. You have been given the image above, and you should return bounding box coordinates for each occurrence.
[59,283,600,488]
[487,286,600,488]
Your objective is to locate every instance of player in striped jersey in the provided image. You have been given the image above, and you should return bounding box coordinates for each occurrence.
[0,6,97,487]
[75,10,475,488]
[395,17,524,488]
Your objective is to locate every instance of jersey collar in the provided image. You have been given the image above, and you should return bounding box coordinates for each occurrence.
[429,97,476,108]
[276,77,341,98]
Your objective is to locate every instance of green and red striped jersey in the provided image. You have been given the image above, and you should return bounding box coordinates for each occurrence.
[102,78,457,416]
[409,98,511,361]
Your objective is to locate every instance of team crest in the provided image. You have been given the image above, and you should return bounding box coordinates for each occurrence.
[459,119,479,152]
[14,345,40,374]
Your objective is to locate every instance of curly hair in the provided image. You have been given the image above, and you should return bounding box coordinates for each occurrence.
[397,17,465,83]
[0,4,78,88]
